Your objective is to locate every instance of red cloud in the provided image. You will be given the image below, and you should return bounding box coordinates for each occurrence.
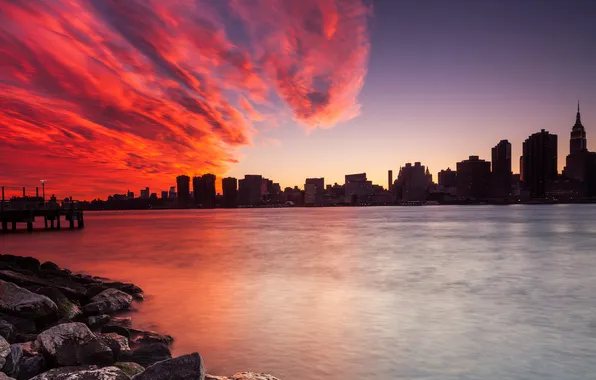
[0,0,370,199]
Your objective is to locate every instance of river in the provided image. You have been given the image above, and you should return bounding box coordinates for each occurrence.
[1,206,596,379]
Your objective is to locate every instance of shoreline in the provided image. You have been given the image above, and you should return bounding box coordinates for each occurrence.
[0,254,279,380]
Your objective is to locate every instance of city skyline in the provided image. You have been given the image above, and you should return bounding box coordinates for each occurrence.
[1,1,596,198]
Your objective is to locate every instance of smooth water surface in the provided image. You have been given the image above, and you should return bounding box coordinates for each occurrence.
[2,206,596,379]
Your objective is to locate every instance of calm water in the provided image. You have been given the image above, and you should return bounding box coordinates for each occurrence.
[1,206,596,379]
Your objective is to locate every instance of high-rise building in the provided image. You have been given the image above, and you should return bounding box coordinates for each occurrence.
[344,173,372,204]
[522,129,558,198]
[127,190,134,200]
[202,174,216,208]
[239,175,263,206]
[438,168,457,188]
[176,175,190,204]
[140,187,150,199]
[388,170,393,191]
[305,178,324,205]
[564,103,589,182]
[394,162,431,202]
[491,140,512,199]
[161,191,169,200]
[304,183,317,205]
[222,177,238,208]
[169,186,176,199]
[192,176,203,205]
[456,156,491,199]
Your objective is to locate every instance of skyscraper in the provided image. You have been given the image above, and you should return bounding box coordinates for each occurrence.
[222,177,238,208]
[239,175,263,206]
[344,173,372,204]
[456,156,490,199]
[192,176,203,205]
[201,174,216,208]
[491,140,512,199]
[438,168,457,188]
[394,162,431,202]
[305,178,324,205]
[564,103,589,182]
[176,175,190,204]
[388,170,393,191]
[522,129,558,198]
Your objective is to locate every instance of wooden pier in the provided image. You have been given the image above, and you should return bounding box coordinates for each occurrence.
[0,186,84,233]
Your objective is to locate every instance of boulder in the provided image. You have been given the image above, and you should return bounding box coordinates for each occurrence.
[113,362,144,378]
[82,289,132,316]
[0,272,86,301]
[14,335,37,345]
[106,317,132,329]
[0,256,40,274]
[86,316,110,330]
[34,323,112,366]
[39,263,60,273]
[29,366,129,380]
[132,353,204,380]
[1,336,10,368]
[205,374,281,380]
[13,342,36,357]
[0,315,35,335]
[97,333,130,361]
[0,373,16,380]
[3,344,23,378]
[0,320,16,343]
[100,326,129,340]
[130,331,172,347]
[118,343,171,367]
[17,354,45,380]
[34,288,81,321]
[83,285,107,300]
[103,283,143,301]
[0,281,57,319]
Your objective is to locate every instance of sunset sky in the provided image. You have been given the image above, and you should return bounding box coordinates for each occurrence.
[1,0,595,199]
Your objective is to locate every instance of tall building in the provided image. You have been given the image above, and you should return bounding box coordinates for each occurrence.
[161,191,169,200]
[388,170,393,191]
[169,186,176,199]
[564,103,589,182]
[522,129,558,198]
[491,140,512,199]
[438,168,457,188]
[304,183,317,205]
[140,187,150,199]
[456,156,491,199]
[192,176,203,205]
[394,162,431,202]
[239,175,263,206]
[222,177,238,208]
[305,178,324,205]
[344,173,372,204]
[202,174,216,208]
[176,175,190,204]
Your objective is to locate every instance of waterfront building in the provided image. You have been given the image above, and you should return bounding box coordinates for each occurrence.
[304,183,317,205]
[438,168,457,188]
[394,162,431,202]
[239,175,263,206]
[562,103,596,196]
[202,174,217,208]
[456,156,490,199]
[522,129,558,198]
[344,173,372,204]
[161,191,168,200]
[169,186,176,199]
[176,175,190,204]
[388,170,393,191]
[491,140,512,199]
[222,177,238,208]
[140,187,150,199]
[305,178,325,205]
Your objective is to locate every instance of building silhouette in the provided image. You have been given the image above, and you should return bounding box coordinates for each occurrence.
[344,173,372,204]
[222,177,238,208]
[305,178,324,205]
[140,187,150,199]
[491,140,512,199]
[522,129,558,198]
[563,103,590,182]
[192,176,203,205]
[176,175,190,204]
[438,168,457,188]
[239,175,263,206]
[456,156,490,199]
[394,162,431,202]
[202,174,216,208]
[388,170,393,192]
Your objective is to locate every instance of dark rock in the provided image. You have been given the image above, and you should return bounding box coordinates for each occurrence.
[69,275,102,286]
[0,281,57,319]
[100,326,129,340]
[0,272,86,301]
[86,315,110,330]
[29,366,129,380]
[118,343,171,367]
[34,322,112,366]
[39,263,59,273]
[113,362,144,378]
[132,353,204,380]
[106,317,132,329]
[3,344,24,378]
[103,283,143,300]
[1,336,10,368]
[130,330,173,347]
[13,342,36,357]
[205,374,281,380]
[0,256,40,274]
[0,320,16,343]
[0,315,35,335]
[17,354,45,380]
[0,373,16,380]
[83,285,107,300]
[14,335,37,345]
[96,333,129,361]
[35,288,81,321]
[82,289,132,316]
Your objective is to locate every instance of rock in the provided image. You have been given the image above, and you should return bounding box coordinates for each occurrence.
[118,343,171,367]
[39,263,60,273]
[0,373,16,380]
[3,344,23,378]
[14,335,37,345]
[69,275,101,286]
[131,353,204,380]
[205,373,281,380]
[34,288,81,321]
[29,366,129,380]
[106,317,132,329]
[1,336,10,369]
[0,281,57,319]
[34,323,113,366]
[82,289,132,316]
[0,315,35,335]
[14,342,36,357]
[0,320,16,343]
[97,333,130,361]
[83,285,107,300]
[113,362,144,378]
[17,354,45,380]
[0,256,40,274]
[86,316,110,330]
[100,326,129,340]
[103,283,143,301]
[0,272,86,301]
[130,331,173,347]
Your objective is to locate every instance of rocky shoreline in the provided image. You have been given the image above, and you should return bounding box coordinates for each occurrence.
[0,254,279,380]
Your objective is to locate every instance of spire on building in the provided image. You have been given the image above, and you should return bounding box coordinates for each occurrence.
[575,100,583,127]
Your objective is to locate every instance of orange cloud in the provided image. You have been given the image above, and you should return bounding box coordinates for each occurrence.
[0,0,370,199]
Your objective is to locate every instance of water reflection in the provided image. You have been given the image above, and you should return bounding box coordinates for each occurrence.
[1,206,596,379]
